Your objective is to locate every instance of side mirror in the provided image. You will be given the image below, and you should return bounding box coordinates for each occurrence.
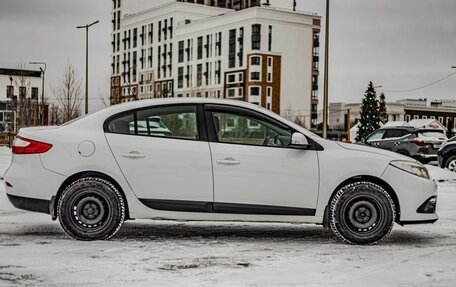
[289,132,311,149]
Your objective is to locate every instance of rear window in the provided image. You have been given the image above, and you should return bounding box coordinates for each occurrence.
[418,131,446,139]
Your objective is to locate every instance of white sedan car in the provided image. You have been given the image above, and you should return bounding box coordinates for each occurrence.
[4,99,438,244]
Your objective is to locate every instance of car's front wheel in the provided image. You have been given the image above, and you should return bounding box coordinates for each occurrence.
[57,177,125,241]
[329,181,395,245]
[445,155,456,172]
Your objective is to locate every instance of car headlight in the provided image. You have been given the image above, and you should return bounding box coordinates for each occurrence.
[390,160,430,179]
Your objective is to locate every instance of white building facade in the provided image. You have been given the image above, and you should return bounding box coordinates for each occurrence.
[111,0,321,128]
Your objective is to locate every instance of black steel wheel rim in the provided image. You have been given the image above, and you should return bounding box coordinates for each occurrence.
[341,195,386,235]
[69,190,111,230]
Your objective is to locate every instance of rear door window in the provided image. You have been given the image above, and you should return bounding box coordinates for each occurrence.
[383,129,408,139]
[106,105,199,140]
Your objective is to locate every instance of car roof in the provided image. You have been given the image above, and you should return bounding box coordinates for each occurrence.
[378,126,444,132]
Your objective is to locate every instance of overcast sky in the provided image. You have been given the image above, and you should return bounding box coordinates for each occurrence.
[0,0,455,113]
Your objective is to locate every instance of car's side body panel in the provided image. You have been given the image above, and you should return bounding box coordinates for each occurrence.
[3,98,438,226]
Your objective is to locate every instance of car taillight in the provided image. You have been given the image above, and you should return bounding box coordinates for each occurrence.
[12,136,52,154]
[411,139,429,147]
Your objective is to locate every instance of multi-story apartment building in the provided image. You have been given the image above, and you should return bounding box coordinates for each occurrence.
[111,0,321,128]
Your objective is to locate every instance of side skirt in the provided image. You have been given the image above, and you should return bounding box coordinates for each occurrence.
[139,199,316,216]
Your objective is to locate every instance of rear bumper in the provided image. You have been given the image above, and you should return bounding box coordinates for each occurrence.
[6,194,51,214]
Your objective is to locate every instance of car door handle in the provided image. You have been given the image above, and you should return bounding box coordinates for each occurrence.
[121,151,145,159]
[216,158,240,166]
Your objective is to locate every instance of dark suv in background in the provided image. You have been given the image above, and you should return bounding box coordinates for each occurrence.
[438,136,456,172]
[364,127,447,164]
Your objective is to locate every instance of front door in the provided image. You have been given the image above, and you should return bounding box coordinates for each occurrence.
[206,105,319,215]
[105,104,213,210]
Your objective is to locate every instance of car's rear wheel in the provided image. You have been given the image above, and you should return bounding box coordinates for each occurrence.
[445,155,456,172]
[57,177,125,241]
[329,181,395,245]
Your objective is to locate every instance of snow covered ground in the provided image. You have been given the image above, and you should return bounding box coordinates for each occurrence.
[0,147,456,286]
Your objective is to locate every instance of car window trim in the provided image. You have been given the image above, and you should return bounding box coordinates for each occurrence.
[204,104,320,150]
[103,103,208,142]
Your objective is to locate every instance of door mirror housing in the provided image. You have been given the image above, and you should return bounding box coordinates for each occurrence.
[289,132,311,149]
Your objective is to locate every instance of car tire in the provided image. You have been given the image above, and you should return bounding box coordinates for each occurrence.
[57,177,125,241]
[329,181,395,245]
[445,155,456,172]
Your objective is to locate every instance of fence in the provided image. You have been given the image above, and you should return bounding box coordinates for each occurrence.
[0,132,17,147]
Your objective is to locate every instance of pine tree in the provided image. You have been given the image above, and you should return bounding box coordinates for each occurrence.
[379,92,387,124]
[356,82,381,141]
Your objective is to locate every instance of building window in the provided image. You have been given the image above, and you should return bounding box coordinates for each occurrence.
[31,87,38,99]
[197,36,203,60]
[197,64,203,86]
[438,116,444,123]
[149,23,153,44]
[216,32,222,56]
[250,86,260,96]
[228,29,236,68]
[227,88,236,98]
[252,24,261,50]
[178,40,184,63]
[178,67,184,89]
[133,28,137,48]
[268,25,272,51]
[228,74,236,83]
[267,87,272,98]
[19,86,26,98]
[268,57,273,67]
[250,56,261,66]
[6,85,13,98]
[238,27,244,66]
[267,72,272,82]
[205,35,210,58]
[250,72,260,81]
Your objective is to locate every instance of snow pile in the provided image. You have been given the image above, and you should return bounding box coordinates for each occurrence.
[0,148,456,286]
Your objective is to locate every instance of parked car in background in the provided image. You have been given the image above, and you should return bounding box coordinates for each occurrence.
[363,126,447,164]
[5,99,438,245]
[438,136,456,172]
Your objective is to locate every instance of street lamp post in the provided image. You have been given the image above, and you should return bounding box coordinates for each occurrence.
[29,62,46,126]
[77,20,99,115]
[322,0,330,139]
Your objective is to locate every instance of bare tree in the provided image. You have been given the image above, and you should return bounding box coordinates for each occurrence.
[98,83,111,108]
[48,104,61,126]
[10,64,37,130]
[52,62,82,123]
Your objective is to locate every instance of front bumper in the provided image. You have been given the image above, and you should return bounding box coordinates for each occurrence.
[382,164,439,223]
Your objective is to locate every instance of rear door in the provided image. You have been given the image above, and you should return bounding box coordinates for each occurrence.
[379,129,407,151]
[104,104,214,211]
